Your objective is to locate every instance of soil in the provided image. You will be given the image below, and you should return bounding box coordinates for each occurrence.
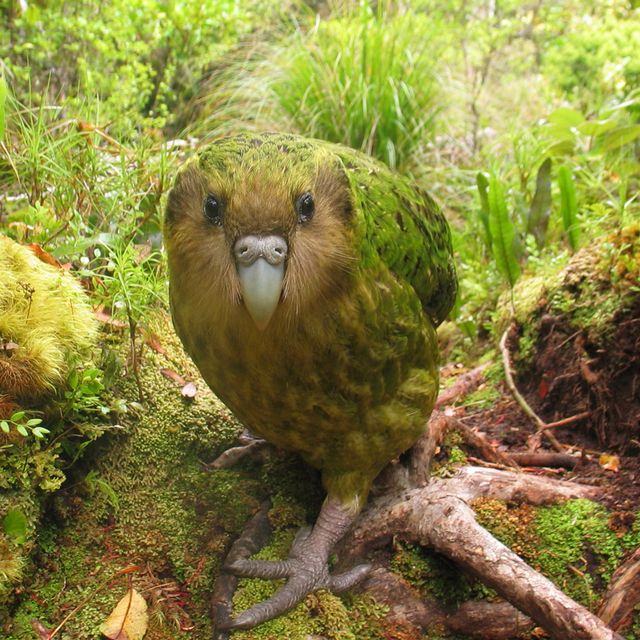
[445,306,640,521]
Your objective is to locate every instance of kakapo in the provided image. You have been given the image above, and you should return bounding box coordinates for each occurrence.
[163,132,457,629]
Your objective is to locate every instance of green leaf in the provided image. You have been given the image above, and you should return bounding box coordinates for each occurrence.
[0,75,6,141]
[488,176,521,289]
[68,369,79,389]
[547,107,585,128]
[476,172,491,248]
[599,125,640,152]
[26,418,43,426]
[527,158,552,249]
[558,165,580,252]
[577,119,617,137]
[3,508,28,545]
[32,426,50,438]
[16,425,28,437]
[10,411,26,422]
[0,421,9,433]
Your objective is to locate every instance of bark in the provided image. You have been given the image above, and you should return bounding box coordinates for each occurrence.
[211,501,272,639]
[361,567,535,639]
[341,467,622,640]
[597,547,640,632]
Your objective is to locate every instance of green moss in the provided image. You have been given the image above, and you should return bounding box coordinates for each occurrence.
[534,499,628,603]
[430,430,468,478]
[390,542,494,606]
[475,497,631,608]
[230,588,390,640]
[228,502,392,640]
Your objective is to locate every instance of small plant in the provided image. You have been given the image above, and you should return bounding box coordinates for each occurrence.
[477,173,521,294]
[63,366,109,417]
[0,410,48,439]
[87,240,165,402]
[557,165,580,252]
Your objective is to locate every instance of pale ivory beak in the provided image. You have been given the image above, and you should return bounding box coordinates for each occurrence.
[234,235,287,330]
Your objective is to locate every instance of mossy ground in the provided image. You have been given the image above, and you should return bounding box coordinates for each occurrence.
[4,231,639,638]
[3,313,402,640]
[474,498,640,608]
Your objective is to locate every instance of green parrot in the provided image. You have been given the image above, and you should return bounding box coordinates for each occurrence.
[163,132,457,630]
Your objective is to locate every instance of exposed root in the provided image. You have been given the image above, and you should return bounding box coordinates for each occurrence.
[340,467,621,640]
[211,501,272,639]
[361,566,534,639]
[500,322,564,452]
[509,451,579,469]
[208,360,627,640]
[597,547,640,632]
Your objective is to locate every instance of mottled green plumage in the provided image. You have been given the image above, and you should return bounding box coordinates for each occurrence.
[164,132,456,510]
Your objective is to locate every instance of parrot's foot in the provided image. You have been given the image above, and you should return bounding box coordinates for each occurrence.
[220,498,370,631]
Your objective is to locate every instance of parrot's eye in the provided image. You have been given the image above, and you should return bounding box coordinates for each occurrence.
[203,193,224,226]
[295,192,315,224]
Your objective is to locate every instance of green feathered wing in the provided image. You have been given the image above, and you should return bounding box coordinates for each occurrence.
[335,147,457,326]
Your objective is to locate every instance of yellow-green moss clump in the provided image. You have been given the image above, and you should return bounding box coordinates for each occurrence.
[1,236,99,616]
[0,235,97,406]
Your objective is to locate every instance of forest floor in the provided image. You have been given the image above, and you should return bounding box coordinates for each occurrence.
[444,310,640,516]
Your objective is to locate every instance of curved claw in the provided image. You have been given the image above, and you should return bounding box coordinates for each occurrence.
[219,498,362,631]
[223,572,321,630]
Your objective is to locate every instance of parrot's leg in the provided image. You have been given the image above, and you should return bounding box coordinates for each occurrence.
[220,497,371,630]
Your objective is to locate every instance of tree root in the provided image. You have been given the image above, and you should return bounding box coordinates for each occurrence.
[362,567,534,639]
[211,501,272,639]
[209,362,630,639]
[339,468,622,640]
[500,322,564,452]
[597,547,640,632]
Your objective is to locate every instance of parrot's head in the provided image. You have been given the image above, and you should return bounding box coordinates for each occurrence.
[164,134,356,333]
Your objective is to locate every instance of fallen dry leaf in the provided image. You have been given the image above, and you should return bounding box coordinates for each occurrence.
[100,588,148,640]
[599,453,620,473]
[95,309,128,329]
[145,334,166,355]
[160,367,186,386]
[27,243,62,268]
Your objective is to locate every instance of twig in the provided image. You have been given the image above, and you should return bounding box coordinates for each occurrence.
[435,362,491,409]
[500,323,568,452]
[452,417,520,469]
[540,411,591,431]
[508,452,578,469]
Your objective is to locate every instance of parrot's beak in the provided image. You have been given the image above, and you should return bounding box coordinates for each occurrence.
[234,235,287,330]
